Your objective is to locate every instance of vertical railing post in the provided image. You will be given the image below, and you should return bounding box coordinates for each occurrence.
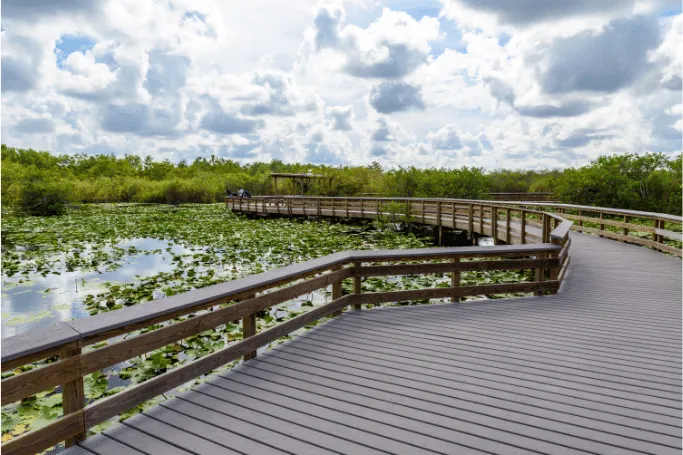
[451,258,461,303]
[468,204,474,244]
[451,202,456,229]
[478,205,484,234]
[377,199,381,220]
[62,344,85,446]
[436,201,442,246]
[542,214,548,243]
[353,262,362,310]
[534,254,545,296]
[623,215,629,237]
[242,294,257,361]
[652,219,659,242]
[521,210,526,244]
[549,242,561,295]
[599,212,604,237]
[491,206,498,244]
[505,208,511,244]
[345,199,349,218]
[332,266,343,316]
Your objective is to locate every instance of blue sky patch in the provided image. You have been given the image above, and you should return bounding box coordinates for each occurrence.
[183,11,207,22]
[54,34,95,68]
[498,32,511,47]
[659,6,682,17]
[346,0,442,28]
[431,17,466,58]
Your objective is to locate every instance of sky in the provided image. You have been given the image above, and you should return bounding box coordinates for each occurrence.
[1,0,681,170]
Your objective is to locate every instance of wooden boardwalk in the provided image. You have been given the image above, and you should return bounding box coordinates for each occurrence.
[66,233,682,454]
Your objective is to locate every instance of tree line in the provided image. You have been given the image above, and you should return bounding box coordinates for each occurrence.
[1,144,680,216]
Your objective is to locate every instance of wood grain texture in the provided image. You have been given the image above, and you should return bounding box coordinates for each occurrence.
[1,322,80,367]
[2,412,84,455]
[353,261,362,310]
[451,258,461,303]
[61,345,85,446]
[242,310,257,361]
[1,355,80,406]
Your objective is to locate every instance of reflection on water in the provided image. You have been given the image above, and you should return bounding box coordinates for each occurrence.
[1,238,194,338]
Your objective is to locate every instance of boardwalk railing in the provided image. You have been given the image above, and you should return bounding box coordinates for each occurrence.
[228,196,571,246]
[228,196,682,257]
[1,206,571,455]
[500,201,683,257]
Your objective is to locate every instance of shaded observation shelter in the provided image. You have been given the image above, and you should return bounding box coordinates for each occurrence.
[270,172,333,195]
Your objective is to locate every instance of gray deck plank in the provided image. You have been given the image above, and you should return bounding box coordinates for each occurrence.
[123,412,241,454]
[63,230,682,454]
[213,372,594,455]
[280,339,681,425]
[194,382,463,455]
[189,384,403,455]
[263,344,682,436]
[206,376,485,455]
[294,326,681,406]
[177,389,388,455]
[105,415,192,455]
[311,320,682,378]
[159,395,339,455]
[78,434,145,455]
[321,316,683,370]
[211,374,528,453]
[143,405,288,455]
[237,358,680,454]
[310,321,682,384]
[247,354,682,451]
[66,446,97,455]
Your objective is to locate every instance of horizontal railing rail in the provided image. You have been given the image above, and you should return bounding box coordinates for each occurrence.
[230,196,681,257]
[1,241,565,455]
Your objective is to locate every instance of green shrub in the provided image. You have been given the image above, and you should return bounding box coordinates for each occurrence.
[19,178,70,216]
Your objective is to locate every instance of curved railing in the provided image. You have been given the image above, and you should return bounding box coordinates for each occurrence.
[475,200,682,257]
[1,199,573,455]
[228,196,681,257]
